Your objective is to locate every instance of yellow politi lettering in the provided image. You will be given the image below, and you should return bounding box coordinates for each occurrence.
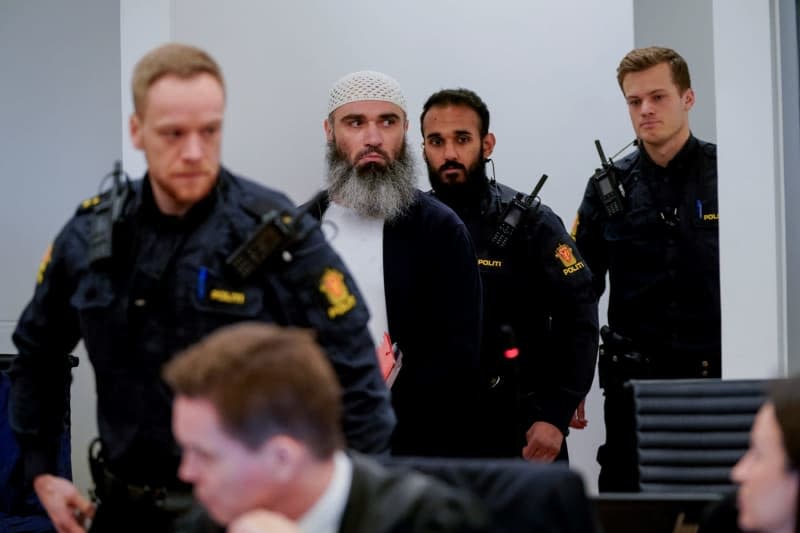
[209,289,246,305]
[703,213,719,221]
[563,261,586,276]
[477,258,503,268]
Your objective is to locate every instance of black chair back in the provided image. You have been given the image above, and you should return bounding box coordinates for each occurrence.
[385,456,599,533]
[629,378,766,493]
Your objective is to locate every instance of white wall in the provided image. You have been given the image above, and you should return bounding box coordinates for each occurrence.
[120,0,173,176]
[0,0,123,498]
[634,0,717,143]
[714,0,788,379]
[169,0,634,222]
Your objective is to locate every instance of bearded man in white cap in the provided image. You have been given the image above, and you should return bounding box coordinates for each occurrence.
[306,71,484,458]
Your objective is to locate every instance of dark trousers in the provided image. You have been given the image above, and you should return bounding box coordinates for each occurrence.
[596,345,722,492]
[597,387,639,492]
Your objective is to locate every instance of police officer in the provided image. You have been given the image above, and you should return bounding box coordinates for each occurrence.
[573,46,720,491]
[421,88,598,462]
[8,43,395,532]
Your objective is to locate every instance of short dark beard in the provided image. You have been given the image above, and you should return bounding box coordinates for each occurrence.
[326,137,417,222]
[426,151,489,209]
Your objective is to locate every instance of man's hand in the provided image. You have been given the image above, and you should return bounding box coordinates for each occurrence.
[569,399,588,429]
[227,510,300,533]
[521,421,564,463]
[33,474,94,533]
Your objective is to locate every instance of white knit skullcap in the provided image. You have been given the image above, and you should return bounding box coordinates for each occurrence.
[327,70,407,115]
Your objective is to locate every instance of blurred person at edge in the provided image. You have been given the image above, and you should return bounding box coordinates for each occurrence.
[730,377,800,533]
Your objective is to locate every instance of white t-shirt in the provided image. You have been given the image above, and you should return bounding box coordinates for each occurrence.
[322,202,389,348]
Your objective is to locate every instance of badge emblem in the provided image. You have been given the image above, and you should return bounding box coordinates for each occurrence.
[555,243,577,267]
[319,268,356,319]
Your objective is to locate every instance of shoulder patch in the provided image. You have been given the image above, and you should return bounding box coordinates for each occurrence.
[319,268,356,319]
[36,243,53,284]
[555,243,586,276]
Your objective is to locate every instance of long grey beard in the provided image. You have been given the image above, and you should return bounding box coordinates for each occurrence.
[326,140,417,222]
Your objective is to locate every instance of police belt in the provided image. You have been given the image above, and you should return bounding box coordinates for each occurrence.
[598,345,716,389]
[92,465,193,513]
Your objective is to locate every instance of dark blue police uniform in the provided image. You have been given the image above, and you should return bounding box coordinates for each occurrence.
[8,168,395,527]
[574,134,720,490]
[431,180,598,459]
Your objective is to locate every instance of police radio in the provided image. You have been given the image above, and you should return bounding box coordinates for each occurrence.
[88,160,131,267]
[226,190,324,280]
[592,139,635,218]
[490,174,548,249]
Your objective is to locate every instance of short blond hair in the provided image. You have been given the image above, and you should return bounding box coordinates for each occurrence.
[131,42,224,115]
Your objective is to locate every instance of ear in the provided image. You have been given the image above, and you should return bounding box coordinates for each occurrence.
[403,117,409,132]
[324,118,334,142]
[683,88,696,111]
[260,435,304,483]
[482,132,496,159]
[130,113,143,150]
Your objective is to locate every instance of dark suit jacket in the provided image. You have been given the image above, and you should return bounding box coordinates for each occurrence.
[339,452,488,533]
[174,452,489,533]
[309,191,484,457]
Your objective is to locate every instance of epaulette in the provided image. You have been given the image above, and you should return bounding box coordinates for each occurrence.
[700,141,717,158]
[240,193,285,220]
[612,150,640,173]
[75,190,110,214]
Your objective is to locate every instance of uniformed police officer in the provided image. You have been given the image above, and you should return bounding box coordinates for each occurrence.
[421,88,599,462]
[573,46,720,491]
[8,43,395,532]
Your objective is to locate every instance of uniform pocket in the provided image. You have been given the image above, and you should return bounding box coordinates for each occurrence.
[691,198,719,230]
[71,273,115,311]
[70,273,119,372]
[190,267,264,319]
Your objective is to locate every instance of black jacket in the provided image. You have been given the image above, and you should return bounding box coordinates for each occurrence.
[9,168,395,485]
[432,181,598,447]
[176,452,490,533]
[574,135,720,376]
[309,191,484,457]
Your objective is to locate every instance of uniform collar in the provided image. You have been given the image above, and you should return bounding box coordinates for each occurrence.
[136,170,222,228]
[430,177,492,218]
[639,134,699,176]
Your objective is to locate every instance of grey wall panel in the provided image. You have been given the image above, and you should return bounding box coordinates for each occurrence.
[633,0,717,143]
[781,0,800,374]
[0,0,122,495]
[0,0,123,321]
